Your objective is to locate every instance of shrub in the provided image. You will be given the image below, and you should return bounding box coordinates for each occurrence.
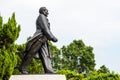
[0,13,20,80]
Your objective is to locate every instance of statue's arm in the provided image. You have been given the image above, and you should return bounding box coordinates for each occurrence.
[39,14,58,42]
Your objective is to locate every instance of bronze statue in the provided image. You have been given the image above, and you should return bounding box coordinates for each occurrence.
[19,7,58,74]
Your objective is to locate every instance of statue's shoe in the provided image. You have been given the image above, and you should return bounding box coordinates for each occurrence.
[18,67,28,74]
[45,69,56,74]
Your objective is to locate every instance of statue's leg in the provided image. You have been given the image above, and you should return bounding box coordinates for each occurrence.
[38,42,55,73]
[19,40,42,74]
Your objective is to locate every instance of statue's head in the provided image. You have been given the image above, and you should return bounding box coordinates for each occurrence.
[39,7,49,17]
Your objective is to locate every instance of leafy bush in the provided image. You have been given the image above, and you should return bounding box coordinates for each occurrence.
[0,13,20,80]
[57,69,120,80]
[57,69,85,80]
[88,71,120,80]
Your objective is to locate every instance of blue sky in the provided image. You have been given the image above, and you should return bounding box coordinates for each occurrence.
[0,0,120,73]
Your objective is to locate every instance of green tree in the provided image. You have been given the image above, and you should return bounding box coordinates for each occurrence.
[97,65,110,73]
[0,13,20,80]
[88,69,120,80]
[57,69,85,80]
[61,40,96,74]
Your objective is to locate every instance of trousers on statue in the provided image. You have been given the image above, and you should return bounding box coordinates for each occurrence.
[19,35,55,74]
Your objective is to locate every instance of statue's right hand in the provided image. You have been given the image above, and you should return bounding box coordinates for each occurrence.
[52,37,58,42]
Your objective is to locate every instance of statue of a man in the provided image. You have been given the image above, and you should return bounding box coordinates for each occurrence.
[19,7,58,74]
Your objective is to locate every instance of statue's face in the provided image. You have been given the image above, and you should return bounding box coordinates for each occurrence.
[43,8,49,17]
[39,7,49,17]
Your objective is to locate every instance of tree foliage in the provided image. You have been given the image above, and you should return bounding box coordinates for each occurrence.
[57,69,120,80]
[0,13,20,80]
[57,69,85,80]
[97,65,110,73]
[87,70,120,80]
[61,40,96,73]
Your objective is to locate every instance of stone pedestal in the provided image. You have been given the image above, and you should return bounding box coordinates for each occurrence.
[9,74,66,80]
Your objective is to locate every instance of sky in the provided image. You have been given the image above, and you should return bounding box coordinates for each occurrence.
[0,0,120,73]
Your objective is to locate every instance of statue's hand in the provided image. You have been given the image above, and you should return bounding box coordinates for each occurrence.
[52,37,58,42]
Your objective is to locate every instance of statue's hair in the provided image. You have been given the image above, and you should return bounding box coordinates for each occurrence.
[39,7,47,14]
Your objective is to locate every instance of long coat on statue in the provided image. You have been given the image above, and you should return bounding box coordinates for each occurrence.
[26,14,57,58]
